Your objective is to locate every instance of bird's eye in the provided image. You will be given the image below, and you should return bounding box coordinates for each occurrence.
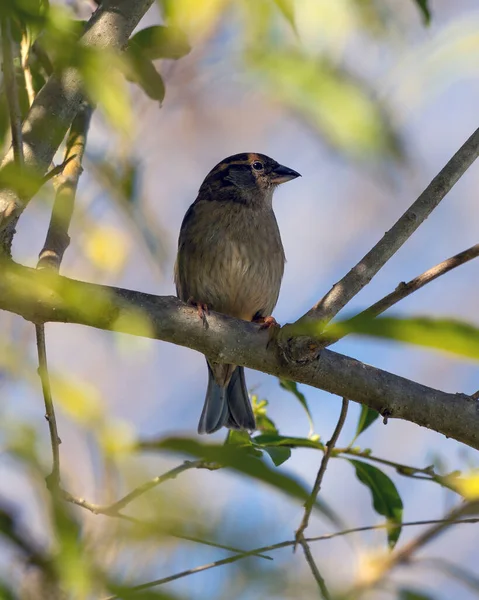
[252,161,264,171]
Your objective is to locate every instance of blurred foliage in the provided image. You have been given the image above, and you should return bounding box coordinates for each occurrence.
[327,315,479,361]
[2,0,479,599]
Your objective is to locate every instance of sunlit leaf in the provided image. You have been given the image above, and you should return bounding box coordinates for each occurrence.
[50,497,96,597]
[79,48,132,134]
[454,470,479,500]
[251,48,401,158]
[413,0,431,25]
[100,419,136,457]
[129,25,190,60]
[51,375,102,424]
[160,0,229,39]
[279,379,314,436]
[226,429,263,457]
[271,0,296,32]
[328,315,479,361]
[252,396,278,434]
[84,225,129,273]
[349,459,403,548]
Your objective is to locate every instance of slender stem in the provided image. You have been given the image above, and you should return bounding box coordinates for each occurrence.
[298,538,331,599]
[298,127,479,327]
[321,242,479,347]
[334,447,457,491]
[103,517,479,599]
[61,460,209,515]
[296,398,349,542]
[36,324,61,488]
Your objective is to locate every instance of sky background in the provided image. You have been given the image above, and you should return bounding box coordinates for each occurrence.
[1,0,479,598]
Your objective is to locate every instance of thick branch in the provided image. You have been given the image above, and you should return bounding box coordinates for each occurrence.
[0,262,478,449]
[0,0,154,246]
[300,127,479,326]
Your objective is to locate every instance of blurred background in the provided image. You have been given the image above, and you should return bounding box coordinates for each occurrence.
[1,0,479,598]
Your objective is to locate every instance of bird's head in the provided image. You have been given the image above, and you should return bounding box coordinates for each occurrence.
[199,153,301,206]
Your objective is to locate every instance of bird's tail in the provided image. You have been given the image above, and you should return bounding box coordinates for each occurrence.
[198,363,256,434]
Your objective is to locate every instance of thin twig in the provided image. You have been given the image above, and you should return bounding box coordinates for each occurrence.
[296,398,349,544]
[102,517,479,599]
[60,459,271,560]
[1,18,24,166]
[35,102,92,488]
[36,324,61,488]
[298,538,331,599]
[61,460,210,516]
[334,447,458,491]
[321,242,479,347]
[294,398,348,597]
[298,127,479,327]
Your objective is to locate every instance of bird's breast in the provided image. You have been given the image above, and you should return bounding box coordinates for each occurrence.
[176,201,285,321]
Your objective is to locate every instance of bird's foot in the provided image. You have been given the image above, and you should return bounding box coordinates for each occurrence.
[253,315,280,347]
[187,298,209,328]
[254,315,279,330]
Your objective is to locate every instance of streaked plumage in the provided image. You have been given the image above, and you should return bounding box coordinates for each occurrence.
[175,153,300,434]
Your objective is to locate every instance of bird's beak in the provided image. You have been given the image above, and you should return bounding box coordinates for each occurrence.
[270,164,301,184]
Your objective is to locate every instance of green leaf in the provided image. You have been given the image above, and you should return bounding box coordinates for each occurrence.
[399,589,436,600]
[412,0,431,25]
[263,445,292,467]
[279,379,314,436]
[125,43,165,103]
[329,315,479,361]
[349,459,403,548]
[252,396,279,434]
[355,405,380,439]
[129,26,190,60]
[253,433,323,450]
[142,437,340,526]
[271,0,296,32]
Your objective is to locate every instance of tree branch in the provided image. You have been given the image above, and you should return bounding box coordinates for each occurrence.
[0,0,154,252]
[322,242,479,347]
[299,127,479,327]
[0,262,478,449]
[38,102,92,270]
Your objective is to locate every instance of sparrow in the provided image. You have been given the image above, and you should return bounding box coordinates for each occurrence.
[175,153,300,434]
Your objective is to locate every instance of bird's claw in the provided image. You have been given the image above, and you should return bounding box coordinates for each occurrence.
[254,315,279,330]
[187,298,209,328]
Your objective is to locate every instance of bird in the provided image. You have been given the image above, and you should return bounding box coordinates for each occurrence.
[174,152,301,434]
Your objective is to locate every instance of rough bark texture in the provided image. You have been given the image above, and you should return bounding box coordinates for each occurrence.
[1,262,477,450]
